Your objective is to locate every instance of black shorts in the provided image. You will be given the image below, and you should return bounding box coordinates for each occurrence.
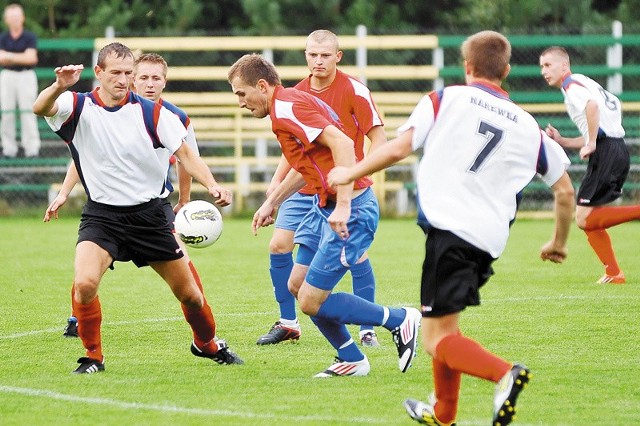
[420,228,495,317]
[77,198,184,268]
[577,137,630,206]
[160,198,176,230]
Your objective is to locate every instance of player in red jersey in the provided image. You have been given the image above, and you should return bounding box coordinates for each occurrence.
[229,53,421,377]
[256,30,386,347]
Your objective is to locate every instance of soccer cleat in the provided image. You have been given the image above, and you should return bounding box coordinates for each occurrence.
[63,316,79,338]
[360,331,381,347]
[391,307,422,373]
[493,364,532,426]
[597,271,626,284]
[190,339,244,365]
[404,396,456,426]
[256,321,301,345]
[314,356,370,378]
[72,357,104,374]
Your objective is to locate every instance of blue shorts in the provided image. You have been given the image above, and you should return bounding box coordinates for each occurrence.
[305,188,379,291]
[275,192,315,231]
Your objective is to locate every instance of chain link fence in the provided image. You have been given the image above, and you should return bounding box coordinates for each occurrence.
[2,25,639,216]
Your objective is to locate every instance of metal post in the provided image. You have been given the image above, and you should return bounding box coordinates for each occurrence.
[356,25,367,85]
[607,20,622,94]
[433,47,444,91]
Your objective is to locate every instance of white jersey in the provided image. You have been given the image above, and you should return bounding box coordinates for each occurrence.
[45,89,187,206]
[399,83,570,258]
[561,73,625,141]
[157,98,200,198]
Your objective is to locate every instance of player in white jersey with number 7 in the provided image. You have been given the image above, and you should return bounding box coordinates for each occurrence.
[329,31,575,426]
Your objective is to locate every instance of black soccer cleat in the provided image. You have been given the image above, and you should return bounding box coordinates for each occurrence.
[493,364,532,426]
[63,316,79,338]
[191,339,244,365]
[72,357,104,374]
[256,321,301,345]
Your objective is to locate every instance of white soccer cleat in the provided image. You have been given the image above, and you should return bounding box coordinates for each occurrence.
[391,307,422,372]
[314,356,370,378]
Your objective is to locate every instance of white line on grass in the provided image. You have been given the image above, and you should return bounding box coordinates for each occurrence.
[0,311,274,340]
[1,293,633,341]
[0,385,389,424]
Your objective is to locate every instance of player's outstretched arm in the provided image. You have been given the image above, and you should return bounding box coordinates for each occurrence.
[173,142,232,207]
[545,123,584,150]
[266,155,292,197]
[328,128,413,187]
[33,64,84,117]
[252,170,306,236]
[540,172,575,263]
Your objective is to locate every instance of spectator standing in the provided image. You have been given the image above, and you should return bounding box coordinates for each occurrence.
[0,3,40,158]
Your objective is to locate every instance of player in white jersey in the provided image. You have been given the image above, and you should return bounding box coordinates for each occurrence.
[540,46,640,284]
[45,53,214,342]
[329,31,575,425]
[33,42,242,374]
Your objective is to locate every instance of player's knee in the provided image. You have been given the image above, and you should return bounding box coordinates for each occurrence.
[297,295,320,316]
[297,285,321,316]
[73,278,99,302]
[575,215,588,230]
[178,289,204,308]
[288,279,301,298]
[269,236,294,254]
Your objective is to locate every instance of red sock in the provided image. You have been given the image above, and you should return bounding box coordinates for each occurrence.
[435,334,511,383]
[183,261,217,349]
[182,302,217,350]
[188,261,206,297]
[583,205,640,231]
[432,357,461,424]
[585,229,620,275]
[73,295,103,362]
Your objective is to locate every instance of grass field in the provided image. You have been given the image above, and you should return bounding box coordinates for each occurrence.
[0,215,639,425]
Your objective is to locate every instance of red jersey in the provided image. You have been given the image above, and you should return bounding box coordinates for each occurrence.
[294,69,380,195]
[270,85,372,207]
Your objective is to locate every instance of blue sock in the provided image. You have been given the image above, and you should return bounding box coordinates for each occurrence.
[351,259,376,332]
[311,315,364,362]
[317,292,407,330]
[269,252,296,321]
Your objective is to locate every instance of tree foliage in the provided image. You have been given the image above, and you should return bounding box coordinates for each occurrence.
[12,0,639,38]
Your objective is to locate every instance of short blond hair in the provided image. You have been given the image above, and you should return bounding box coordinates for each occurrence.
[135,53,168,77]
[461,31,511,81]
[307,30,339,51]
[540,46,570,65]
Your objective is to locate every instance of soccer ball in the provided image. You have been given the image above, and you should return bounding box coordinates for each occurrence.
[174,200,223,248]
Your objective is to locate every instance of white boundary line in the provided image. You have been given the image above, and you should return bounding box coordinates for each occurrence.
[0,294,635,341]
[0,385,389,424]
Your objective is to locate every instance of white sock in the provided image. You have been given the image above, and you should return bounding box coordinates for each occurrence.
[279,318,300,328]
